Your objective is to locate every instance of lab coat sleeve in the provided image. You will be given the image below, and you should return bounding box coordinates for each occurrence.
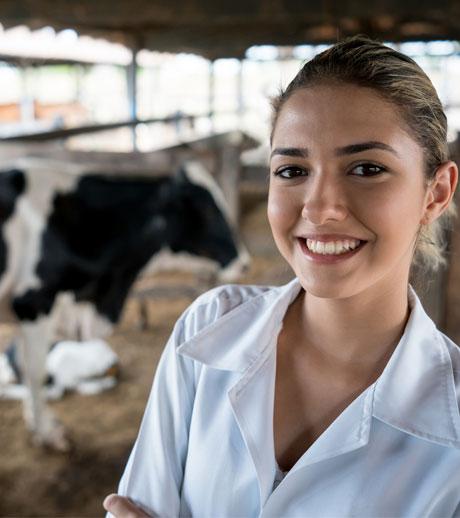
[112,315,197,518]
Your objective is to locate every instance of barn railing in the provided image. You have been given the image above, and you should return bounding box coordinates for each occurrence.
[0,129,260,226]
[0,112,212,142]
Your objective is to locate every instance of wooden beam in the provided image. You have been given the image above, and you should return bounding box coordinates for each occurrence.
[209,60,215,132]
[0,130,259,177]
[0,54,126,67]
[0,130,260,230]
[0,113,211,142]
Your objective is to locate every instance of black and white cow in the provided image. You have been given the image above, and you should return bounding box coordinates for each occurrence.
[0,158,249,450]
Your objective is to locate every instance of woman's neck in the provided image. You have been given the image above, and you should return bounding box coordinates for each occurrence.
[288,281,411,381]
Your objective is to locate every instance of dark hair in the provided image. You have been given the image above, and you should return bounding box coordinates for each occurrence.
[271,35,456,271]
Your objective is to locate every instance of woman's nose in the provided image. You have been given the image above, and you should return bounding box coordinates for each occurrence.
[300,177,348,224]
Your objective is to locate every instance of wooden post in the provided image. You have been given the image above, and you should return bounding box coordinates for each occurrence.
[444,213,460,342]
[444,132,460,342]
[20,65,35,122]
[74,64,84,103]
[413,262,448,327]
[216,132,242,226]
[237,59,244,127]
[127,44,140,150]
[209,59,215,133]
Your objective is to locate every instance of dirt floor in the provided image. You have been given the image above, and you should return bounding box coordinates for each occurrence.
[0,196,292,517]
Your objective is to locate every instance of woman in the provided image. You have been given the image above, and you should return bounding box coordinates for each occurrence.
[104,36,460,517]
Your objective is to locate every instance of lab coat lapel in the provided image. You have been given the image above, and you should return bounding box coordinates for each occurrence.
[266,284,460,516]
[226,317,375,509]
[228,340,279,509]
[178,278,302,507]
[177,277,302,372]
[261,382,375,517]
[284,285,460,474]
[291,382,375,471]
[372,286,460,446]
[223,281,301,507]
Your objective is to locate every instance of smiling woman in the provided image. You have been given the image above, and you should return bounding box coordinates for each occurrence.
[268,82,439,300]
[104,37,460,518]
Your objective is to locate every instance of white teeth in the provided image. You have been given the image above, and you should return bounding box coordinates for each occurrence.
[305,238,362,255]
[325,242,334,254]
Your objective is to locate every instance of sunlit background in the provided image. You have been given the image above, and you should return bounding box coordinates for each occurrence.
[2,25,460,154]
[1,18,460,517]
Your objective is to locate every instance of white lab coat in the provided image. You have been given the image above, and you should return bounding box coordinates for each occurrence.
[114,277,460,517]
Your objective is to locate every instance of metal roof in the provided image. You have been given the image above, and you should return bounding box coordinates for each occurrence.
[0,25,132,66]
[0,0,459,59]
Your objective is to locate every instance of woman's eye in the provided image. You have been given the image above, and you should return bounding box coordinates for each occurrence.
[274,167,307,179]
[350,164,386,177]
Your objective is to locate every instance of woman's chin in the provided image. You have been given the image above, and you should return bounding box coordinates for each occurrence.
[295,274,362,300]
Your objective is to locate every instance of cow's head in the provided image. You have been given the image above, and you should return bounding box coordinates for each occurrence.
[167,161,250,281]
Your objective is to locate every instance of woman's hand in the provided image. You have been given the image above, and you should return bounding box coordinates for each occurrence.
[103,493,152,518]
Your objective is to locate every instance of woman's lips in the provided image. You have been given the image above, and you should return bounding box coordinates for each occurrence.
[297,237,367,264]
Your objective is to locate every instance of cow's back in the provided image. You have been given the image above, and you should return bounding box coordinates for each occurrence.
[14,167,171,325]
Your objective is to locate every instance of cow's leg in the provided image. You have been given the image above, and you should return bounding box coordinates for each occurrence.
[17,316,70,451]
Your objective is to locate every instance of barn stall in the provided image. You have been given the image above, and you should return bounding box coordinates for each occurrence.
[0,1,460,515]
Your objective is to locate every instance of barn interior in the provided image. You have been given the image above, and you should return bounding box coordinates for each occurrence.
[0,1,460,515]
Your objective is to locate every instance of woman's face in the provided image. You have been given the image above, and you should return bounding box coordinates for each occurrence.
[268,83,432,300]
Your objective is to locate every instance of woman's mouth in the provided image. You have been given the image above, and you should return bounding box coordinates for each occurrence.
[297,237,367,263]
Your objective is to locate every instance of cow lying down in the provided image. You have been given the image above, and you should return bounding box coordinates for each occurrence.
[0,338,119,399]
[0,158,249,450]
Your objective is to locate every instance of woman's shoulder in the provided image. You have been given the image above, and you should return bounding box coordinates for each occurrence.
[192,282,275,310]
[176,282,279,343]
[439,331,460,379]
[432,330,460,423]
[410,287,460,389]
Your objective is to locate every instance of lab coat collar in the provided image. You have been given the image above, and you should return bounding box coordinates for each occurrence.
[178,278,302,507]
[372,286,460,447]
[177,277,302,372]
[178,278,460,448]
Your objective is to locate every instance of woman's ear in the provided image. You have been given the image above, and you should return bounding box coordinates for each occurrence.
[421,160,458,224]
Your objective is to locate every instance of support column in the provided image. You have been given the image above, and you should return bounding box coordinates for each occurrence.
[217,132,243,226]
[444,132,460,341]
[20,65,35,122]
[74,64,83,103]
[127,45,140,150]
[208,59,215,133]
[237,58,244,128]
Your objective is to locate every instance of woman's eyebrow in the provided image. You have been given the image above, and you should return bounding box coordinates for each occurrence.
[270,147,308,158]
[270,141,400,159]
[335,141,400,157]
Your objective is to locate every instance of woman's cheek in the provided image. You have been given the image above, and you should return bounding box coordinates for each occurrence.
[267,192,280,222]
[268,189,298,223]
